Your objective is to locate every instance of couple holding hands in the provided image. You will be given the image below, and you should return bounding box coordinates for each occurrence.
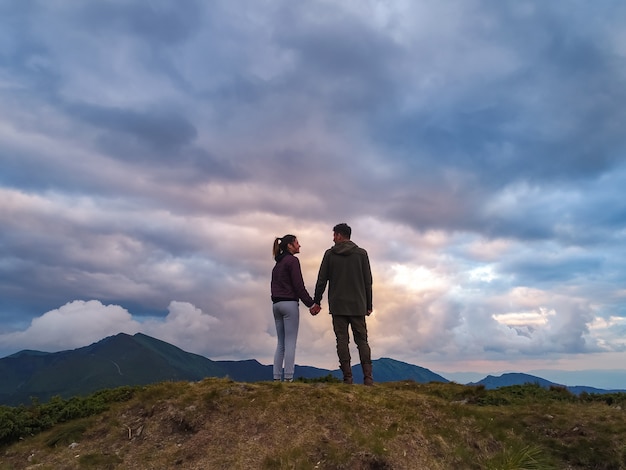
[270,223,373,385]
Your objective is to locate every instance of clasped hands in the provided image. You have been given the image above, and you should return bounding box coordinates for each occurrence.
[309,305,371,316]
[309,303,321,316]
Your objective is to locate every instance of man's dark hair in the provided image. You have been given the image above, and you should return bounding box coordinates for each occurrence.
[333,223,351,239]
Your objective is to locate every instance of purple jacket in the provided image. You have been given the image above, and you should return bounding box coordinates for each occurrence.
[271,253,315,307]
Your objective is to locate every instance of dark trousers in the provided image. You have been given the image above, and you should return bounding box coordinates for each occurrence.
[332,315,371,365]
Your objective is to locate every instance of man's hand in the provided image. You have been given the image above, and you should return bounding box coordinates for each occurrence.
[310,304,321,316]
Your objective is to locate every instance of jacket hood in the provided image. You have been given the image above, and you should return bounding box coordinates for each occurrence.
[275,251,292,262]
[331,240,358,255]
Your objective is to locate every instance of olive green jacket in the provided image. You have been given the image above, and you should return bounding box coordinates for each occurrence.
[313,240,372,316]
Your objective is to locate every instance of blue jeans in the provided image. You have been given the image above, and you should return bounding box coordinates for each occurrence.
[273,301,300,380]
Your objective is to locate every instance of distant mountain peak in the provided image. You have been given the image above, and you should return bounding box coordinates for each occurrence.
[472,372,561,389]
[6,349,50,358]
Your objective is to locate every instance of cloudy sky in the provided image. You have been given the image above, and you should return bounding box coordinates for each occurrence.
[2,0,626,387]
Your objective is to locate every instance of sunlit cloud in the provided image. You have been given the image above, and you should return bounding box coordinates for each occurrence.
[390,265,448,292]
[493,308,556,327]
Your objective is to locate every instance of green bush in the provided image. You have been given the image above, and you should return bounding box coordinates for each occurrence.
[295,374,341,383]
[0,386,136,447]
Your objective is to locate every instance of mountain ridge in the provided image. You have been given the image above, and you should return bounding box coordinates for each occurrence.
[1,332,623,406]
[470,372,626,395]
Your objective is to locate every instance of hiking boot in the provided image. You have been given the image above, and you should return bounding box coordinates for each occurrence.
[340,361,353,384]
[362,363,374,386]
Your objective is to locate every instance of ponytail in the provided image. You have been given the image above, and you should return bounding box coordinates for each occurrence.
[273,234,296,260]
[272,237,281,259]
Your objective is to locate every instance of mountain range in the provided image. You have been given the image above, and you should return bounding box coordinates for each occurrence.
[1,332,623,406]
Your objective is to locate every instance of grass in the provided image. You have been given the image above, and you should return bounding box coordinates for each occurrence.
[483,445,550,470]
[0,379,625,469]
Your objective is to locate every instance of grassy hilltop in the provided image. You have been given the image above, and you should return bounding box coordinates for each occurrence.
[1,378,625,469]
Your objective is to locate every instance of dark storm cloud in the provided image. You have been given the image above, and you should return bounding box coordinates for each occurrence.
[273,3,401,113]
[67,102,197,154]
[73,1,204,45]
[500,251,604,286]
[1,0,626,374]
[197,0,626,248]
[58,104,244,187]
[359,1,626,234]
[0,2,59,92]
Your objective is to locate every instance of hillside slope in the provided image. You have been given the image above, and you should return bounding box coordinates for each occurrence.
[0,333,226,405]
[0,333,448,406]
[2,379,625,469]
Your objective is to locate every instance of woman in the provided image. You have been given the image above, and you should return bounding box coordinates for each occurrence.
[270,234,318,382]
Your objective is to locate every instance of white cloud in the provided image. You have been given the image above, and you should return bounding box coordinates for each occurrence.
[141,301,220,353]
[0,300,141,352]
[0,300,220,356]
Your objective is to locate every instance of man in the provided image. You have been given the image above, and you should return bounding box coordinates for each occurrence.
[312,223,373,385]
